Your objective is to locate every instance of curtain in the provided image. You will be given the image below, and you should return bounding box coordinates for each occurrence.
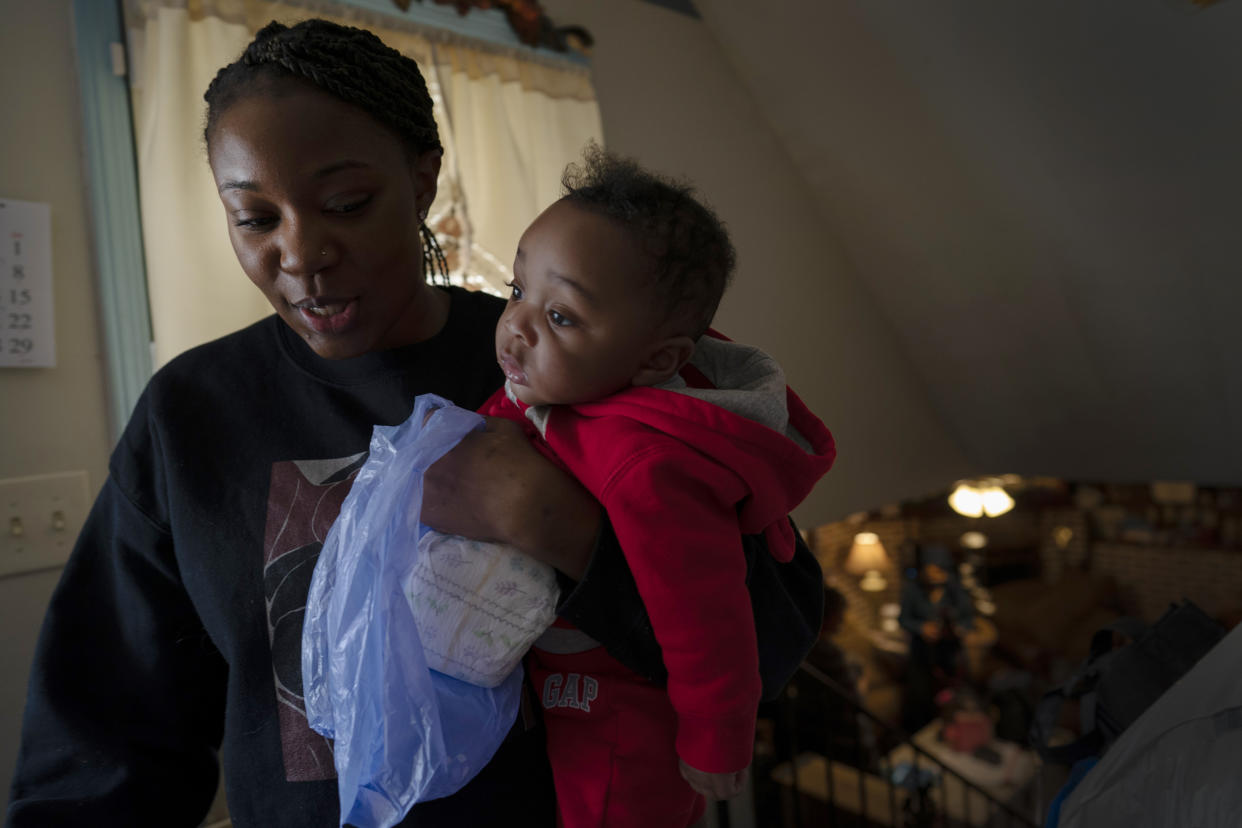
[431,43,603,293]
[123,0,602,368]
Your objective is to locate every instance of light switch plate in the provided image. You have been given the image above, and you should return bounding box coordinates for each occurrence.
[0,471,89,577]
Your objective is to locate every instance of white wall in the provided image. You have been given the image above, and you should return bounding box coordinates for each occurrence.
[694,0,1242,487]
[542,0,972,525]
[0,0,114,808]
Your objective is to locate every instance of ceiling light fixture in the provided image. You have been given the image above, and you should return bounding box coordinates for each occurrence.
[949,479,1016,518]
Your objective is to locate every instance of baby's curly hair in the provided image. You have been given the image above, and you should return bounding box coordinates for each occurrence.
[561,145,735,339]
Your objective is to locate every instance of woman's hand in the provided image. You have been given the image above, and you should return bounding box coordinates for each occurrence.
[421,416,600,579]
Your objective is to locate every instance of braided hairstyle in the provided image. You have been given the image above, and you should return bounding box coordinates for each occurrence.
[561,144,735,339]
[203,18,449,284]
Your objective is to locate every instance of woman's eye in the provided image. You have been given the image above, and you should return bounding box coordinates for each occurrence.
[233,215,275,230]
[327,196,372,214]
[548,309,574,328]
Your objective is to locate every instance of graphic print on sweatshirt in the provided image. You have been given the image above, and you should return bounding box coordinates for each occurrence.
[262,454,366,782]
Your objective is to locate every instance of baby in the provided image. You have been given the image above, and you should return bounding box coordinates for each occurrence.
[471,146,836,827]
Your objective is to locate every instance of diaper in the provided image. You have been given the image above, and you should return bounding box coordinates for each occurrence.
[406,531,560,687]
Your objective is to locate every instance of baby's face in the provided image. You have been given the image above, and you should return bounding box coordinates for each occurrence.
[496,199,662,407]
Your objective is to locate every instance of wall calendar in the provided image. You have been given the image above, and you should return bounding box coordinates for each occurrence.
[0,198,54,368]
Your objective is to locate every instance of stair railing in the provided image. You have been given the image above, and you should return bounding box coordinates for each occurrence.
[756,661,1042,828]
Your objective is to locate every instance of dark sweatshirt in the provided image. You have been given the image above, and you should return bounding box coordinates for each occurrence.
[8,288,822,827]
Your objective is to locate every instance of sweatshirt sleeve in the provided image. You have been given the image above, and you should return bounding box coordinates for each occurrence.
[6,476,227,827]
[556,513,823,704]
[600,445,760,774]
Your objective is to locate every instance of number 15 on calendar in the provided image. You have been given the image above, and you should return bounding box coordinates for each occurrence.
[0,198,55,368]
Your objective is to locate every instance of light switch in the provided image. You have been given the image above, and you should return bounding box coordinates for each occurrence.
[0,471,89,577]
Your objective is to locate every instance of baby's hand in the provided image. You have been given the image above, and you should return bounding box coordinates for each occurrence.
[678,759,749,800]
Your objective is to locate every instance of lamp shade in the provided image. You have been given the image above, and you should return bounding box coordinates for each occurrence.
[844,532,888,575]
[960,531,989,550]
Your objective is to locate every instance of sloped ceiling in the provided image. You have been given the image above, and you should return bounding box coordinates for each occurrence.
[695,0,1242,486]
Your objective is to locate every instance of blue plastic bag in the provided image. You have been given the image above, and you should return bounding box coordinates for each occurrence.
[302,394,524,828]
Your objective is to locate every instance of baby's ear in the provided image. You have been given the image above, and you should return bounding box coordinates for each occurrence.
[631,335,696,388]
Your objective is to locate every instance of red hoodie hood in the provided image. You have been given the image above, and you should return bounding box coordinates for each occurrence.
[548,331,836,559]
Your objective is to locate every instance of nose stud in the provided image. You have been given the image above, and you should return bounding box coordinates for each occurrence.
[320,249,327,256]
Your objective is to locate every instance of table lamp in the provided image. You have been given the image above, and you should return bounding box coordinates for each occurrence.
[845,532,889,592]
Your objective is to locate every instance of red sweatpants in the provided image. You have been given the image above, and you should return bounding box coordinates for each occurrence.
[529,643,705,828]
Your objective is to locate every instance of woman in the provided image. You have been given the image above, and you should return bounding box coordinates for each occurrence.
[7,19,821,827]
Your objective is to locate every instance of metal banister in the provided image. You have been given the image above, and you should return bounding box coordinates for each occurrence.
[765,661,1042,827]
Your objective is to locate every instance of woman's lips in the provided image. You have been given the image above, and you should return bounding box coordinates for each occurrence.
[498,353,527,385]
[295,297,358,334]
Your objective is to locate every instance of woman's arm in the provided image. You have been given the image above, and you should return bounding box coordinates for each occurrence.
[420,416,598,579]
[420,416,825,700]
[557,515,824,701]
[8,478,226,827]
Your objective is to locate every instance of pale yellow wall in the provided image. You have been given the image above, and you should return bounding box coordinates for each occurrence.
[0,0,114,807]
[541,0,972,526]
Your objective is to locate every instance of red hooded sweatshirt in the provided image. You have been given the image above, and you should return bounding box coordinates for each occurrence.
[482,333,835,773]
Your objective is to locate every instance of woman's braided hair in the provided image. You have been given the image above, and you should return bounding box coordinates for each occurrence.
[561,144,735,340]
[203,18,449,283]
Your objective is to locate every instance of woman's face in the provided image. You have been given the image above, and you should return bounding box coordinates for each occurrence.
[207,83,445,359]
